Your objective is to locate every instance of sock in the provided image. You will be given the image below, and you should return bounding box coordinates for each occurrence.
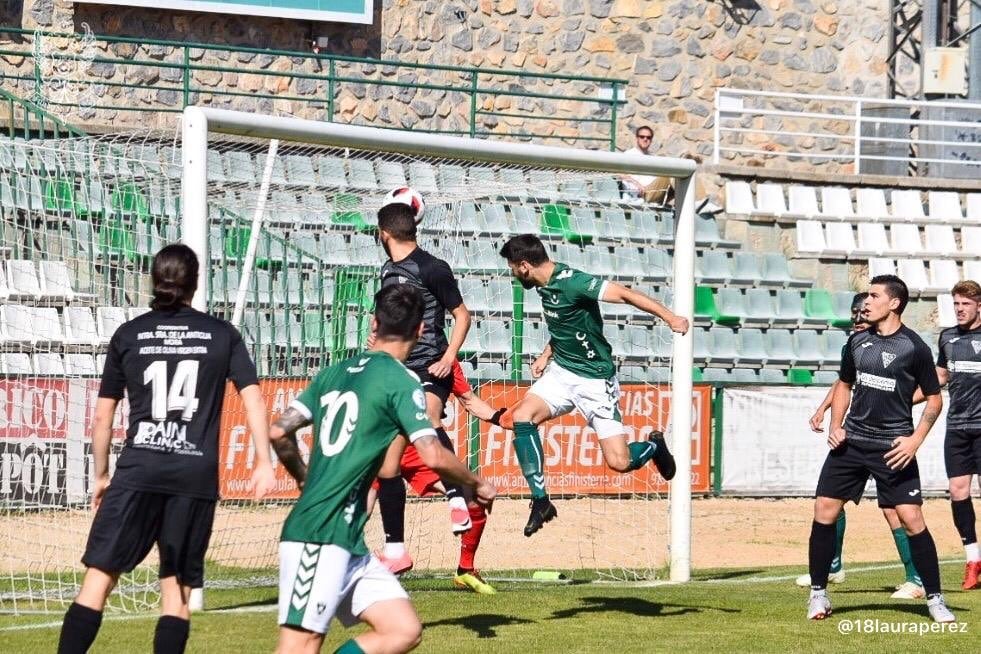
[907,528,942,598]
[57,602,103,654]
[383,542,406,558]
[829,510,846,574]
[892,527,922,585]
[951,498,978,553]
[513,422,547,499]
[966,542,981,562]
[435,428,465,501]
[626,440,657,471]
[808,520,837,591]
[448,495,468,512]
[377,476,406,544]
[458,503,487,573]
[154,615,189,654]
[334,639,366,654]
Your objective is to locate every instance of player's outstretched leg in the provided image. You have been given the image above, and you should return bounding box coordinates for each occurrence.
[454,502,496,594]
[645,431,676,480]
[796,510,847,587]
[514,420,557,537]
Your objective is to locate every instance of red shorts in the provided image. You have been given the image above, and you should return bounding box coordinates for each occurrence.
[370,444,442,497]
[450,359,472,398]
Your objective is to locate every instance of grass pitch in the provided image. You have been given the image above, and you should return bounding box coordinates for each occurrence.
[1,562,977,653]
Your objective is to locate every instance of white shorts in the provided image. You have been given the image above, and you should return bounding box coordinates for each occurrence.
[528,362,624,439]
[278,541,408,635]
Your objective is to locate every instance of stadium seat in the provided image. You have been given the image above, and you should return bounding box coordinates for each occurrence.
[821,329,847,367]
[2,305,63,349]
[42,261,95,305]
[460,279,489,313]
[274,270,317,307]
[692,327,712,364]
[522,289,542,316]
[285,155,317,186]
[742,289,775,328]
[528,170,559,200]
[755,182,787,217]
[375,161,407,188]
[758,368,788,383]
[896,259,930,292]
[715,287,748,324]
[761,254,809,288]
[96,306,127,340]
[43,177,84,216]
[510,205,539,234]
[961,226,981,255]
[649,366,673,383]
[436,164,466,194]
[700,367,731,383]
[737,328,767,366]
[929,260,959,291]
[773,289,816,328]
[927,191,963,222]
[764,329,796,367]
[889,224,923,255]
[937,294,957,328]
[824,223,857,256]
[540,204,592,245]
[474,362,505,381]
[813,370,839,385]
[708,327,740,367]
[78,180,107,218]
[857,223,890,255]
[558,178,589,202]
[803,289,852,328]
[631,210,661,242]
[346,159,378,191]
[408,162,438,193]
[598,208,629,240]
[2,353,32,375]
[786,368,813,385]
[964,260,981,281]
[920,330,940,359]
[819,187,855,219]
[206,149,227,183]
[795,220,826,254]
[128,307,150,321]
[787,185,820,217]
[832,291,858,321]
[695,214,738,249]
[890,190,926,221]
[794,330,823,367]
[729,368,759,383]
[65,353,97,376]
[724,180,755,215]
[646,249,673,283]
[694,286,739,326]
[475,320,509,355]
[924,225,956,255]
[315,156,348,188]
[648,325,674,360]
[468,166,496,189]
[32,352,66,376]
[63,306,102,348]
[619,364,648,383]
[521,320,548,354]
[592,178,622,203]
[695,251,731,285]
[855,188,889,220]
[729,252,762,287]
[223,151,255,185]
[966,193,981,221]
[867,257,896,278]
[478,204,509,234]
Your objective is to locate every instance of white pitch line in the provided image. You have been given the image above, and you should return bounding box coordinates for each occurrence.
[0,613,156,632]
[698,558,964,585]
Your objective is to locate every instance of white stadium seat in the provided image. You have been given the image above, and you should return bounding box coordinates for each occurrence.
[855,188,889,220]
[755,183,786,216]
[896,259,929,292]
[923,225,956,256]
[787,185,820,217]
[889,224,922,255]
[889,190,926,221]
[857,223,890,255]
[937,294,957,328]
[795,220,826,254]
[928,191,963,222]
[819,187,854,219]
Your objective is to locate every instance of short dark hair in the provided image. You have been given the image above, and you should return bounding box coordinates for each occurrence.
[499,234,550,266]
[150,244,198,311]
[870,274,909,315]
[635,125,653,137]
[850,292,869,315]
[374,284,425,340]
[377,203,417,241]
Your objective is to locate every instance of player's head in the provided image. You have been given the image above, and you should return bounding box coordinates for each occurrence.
[850,292,870,332]
[150,244,198,311]
[867,274,909,323]
[499,234,550,289]
[951,279,981,329]
[372,284,425,346]
[377,202,418,256]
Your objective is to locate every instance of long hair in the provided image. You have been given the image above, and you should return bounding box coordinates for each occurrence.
[150,244,199,311]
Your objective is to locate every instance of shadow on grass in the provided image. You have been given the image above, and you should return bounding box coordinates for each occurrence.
[832,602,968,618]
[547,596,741,620]
[695,569,765,581]
[425,613,535,639]
[209,597,278,611]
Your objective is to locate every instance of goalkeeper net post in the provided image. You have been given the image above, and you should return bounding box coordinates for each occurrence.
[180,106,698,583]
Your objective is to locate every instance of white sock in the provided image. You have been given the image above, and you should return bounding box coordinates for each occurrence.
[448,496,467,512]
[809,588,827,599]
[383,542,406,558]
[965,542,980,562]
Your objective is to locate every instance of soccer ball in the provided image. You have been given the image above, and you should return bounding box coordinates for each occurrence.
[384,186,426,224]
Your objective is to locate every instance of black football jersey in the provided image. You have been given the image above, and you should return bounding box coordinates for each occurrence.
[99,306,258,499]
[937,325,981,427]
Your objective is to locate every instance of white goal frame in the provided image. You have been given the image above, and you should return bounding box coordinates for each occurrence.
[180,106,698,582]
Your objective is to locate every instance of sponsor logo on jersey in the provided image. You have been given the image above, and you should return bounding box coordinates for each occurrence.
[588,278,598,291]
[412,389,426,410]
[346,357,371,374]
[949,361,981,374]
[973,340,981,355]
[881,352,896,368]
[856,372,897,392]
[556,269,574,280]
[543,309,559,319]
[861,342,873,348]
[133,420,195,452]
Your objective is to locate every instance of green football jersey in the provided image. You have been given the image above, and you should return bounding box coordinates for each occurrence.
[537,262,615,379]
[280,350,435,554]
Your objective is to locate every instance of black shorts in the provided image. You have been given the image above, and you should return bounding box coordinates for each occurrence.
[81,486,216,587]
[945,427,981,478]
[410,365,453,409]
[815,439,922,508]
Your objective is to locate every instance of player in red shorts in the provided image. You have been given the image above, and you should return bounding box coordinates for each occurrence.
[368,360,508,594]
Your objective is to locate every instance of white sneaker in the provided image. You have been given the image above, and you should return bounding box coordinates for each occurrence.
[890,581,926,600]
[795,570,846,587]
[927,594,955,623]
[807,592,832,620]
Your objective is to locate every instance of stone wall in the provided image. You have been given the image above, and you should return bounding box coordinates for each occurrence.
[4,0,892,158]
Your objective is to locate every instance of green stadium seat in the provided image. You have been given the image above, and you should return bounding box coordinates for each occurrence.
[331,193,371,231]
[694,286,740,327]
[97,217,139,263]
[43,178,82,215]
[691,367,704,382]
[110,182,151,222]
[541,204,593,245]
[804,289,852,328]
[786,368,814,385]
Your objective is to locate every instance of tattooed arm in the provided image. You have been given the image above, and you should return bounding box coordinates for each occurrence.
[270,407,311,487]
[885,392,943,470]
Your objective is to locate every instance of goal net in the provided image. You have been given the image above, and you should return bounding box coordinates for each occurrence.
[0,112,696,614]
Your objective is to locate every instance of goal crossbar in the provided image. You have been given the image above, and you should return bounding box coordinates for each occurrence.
[180,106,697,582]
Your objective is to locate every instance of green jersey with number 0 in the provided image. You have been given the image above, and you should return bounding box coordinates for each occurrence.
[537,262,615,379]
[280,351,435,554]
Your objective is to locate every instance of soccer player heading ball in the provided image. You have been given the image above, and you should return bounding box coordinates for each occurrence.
[499,234,689,537]
[268,284,496,654]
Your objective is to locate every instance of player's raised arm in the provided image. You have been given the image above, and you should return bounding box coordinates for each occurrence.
[269,406,311,487]
[601,283,689,334]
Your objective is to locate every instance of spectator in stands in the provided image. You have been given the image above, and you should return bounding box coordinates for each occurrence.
[621,125,672,204]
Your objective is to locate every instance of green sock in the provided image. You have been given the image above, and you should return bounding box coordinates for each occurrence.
[334,639,365,654]
[513,422,547,499]
[626,440,657,471]
[829,510,846,573]
[892,527,922,585]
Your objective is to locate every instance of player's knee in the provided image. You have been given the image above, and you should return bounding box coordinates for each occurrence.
[385,620,422,653]
[813,498,842,524]
[949,476,971,501]
[605,454,630,473]
[896,506,926,533]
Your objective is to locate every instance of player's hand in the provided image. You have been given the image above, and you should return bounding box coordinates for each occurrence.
[428,355,453,378]
[885,435,921,470]
[531,354,550,379]
[828,427,847,449]
[474,479,497,513]
[91,475,110,511]
[250,462,277,500]
[809,409,826,433]
[667,315,689,335]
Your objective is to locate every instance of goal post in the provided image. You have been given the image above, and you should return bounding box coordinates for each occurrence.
[181,106,698,583]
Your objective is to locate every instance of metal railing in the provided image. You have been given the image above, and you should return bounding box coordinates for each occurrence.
[0,88,87,139]
[713,88,981,178]
[0,27,626,150]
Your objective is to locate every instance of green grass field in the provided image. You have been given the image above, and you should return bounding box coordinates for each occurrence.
[2,562,977,653]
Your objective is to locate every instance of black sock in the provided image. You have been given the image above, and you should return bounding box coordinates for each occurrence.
[58,602,103,654]
[377,476,406,543]
[951,498,977,546]
[154,615,190,654]
[435,427,465,501]
[808,520,836,591]
[908,528,943,597]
